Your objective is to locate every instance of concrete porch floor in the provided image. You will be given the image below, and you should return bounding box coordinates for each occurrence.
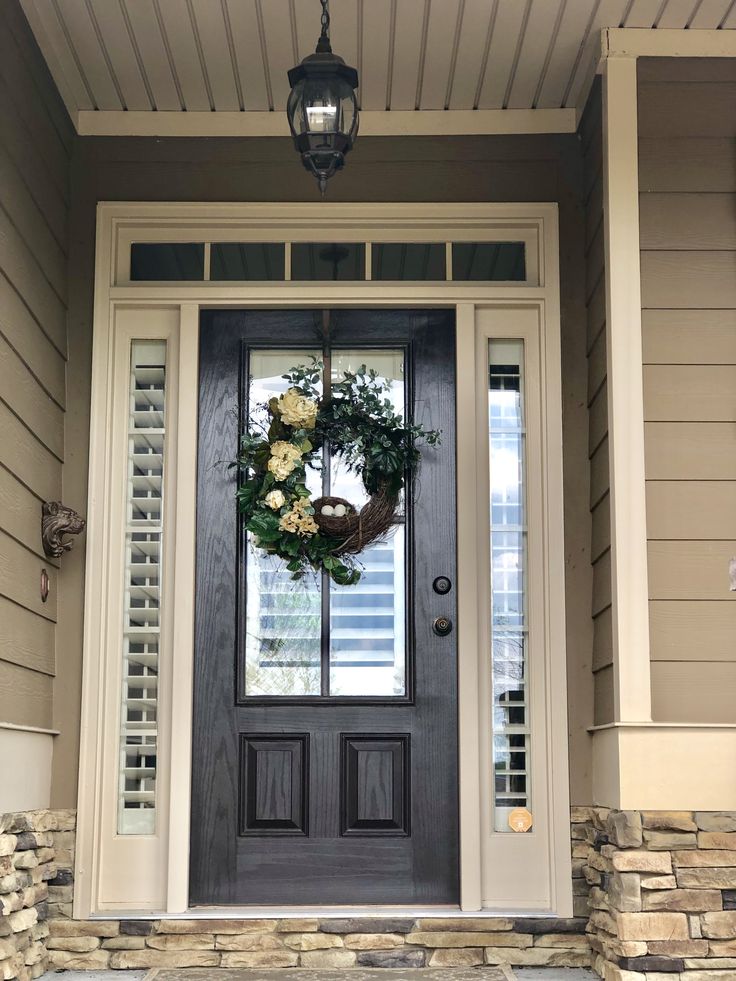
[51,969,600,981]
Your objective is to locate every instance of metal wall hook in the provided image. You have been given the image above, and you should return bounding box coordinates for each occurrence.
[42,501,86,559]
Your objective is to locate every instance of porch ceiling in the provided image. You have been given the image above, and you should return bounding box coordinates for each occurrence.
[21,0,736,137]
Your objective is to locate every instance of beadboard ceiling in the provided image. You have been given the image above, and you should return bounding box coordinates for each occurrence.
[21,0,736,136]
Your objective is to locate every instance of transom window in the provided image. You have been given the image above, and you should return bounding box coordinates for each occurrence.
[127,240,529,283]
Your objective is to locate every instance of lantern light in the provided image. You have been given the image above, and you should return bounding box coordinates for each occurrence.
[286,0,359,197]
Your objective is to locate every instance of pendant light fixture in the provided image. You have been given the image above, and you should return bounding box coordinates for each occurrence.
[286,0,359,197]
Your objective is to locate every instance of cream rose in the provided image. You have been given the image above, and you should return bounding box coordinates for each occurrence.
[267,440,302,481]
[265,489,286,510]
[278,388,318,429]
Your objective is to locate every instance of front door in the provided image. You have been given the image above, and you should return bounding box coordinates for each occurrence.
[190,308,457,905]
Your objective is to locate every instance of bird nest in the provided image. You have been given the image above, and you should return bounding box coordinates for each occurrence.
[313,487,398,555]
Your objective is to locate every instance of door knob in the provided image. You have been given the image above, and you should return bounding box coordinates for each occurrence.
[433,616,453,637]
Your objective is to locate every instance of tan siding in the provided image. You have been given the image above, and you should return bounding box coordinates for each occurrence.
[644,365,736,422]
[592,606,613,672]
[639,138,736,193]
[639,194,736,251]
[593,664,614,727]
[591,493,611,563]
[645,423,736,480]
[641,252,736,310]
[590,435,610,507]
[0,659,53,730]
[588,383,608,455]
[648,541,736,601]
[639,62,736,726]
[593,550,612,618]
[647,481,736,540]
[650,601,736,663]
[0,466,59,565]
[0,1,70,737]
[638,82,736,137]
[651,662,736,724]
[643,309,736,365]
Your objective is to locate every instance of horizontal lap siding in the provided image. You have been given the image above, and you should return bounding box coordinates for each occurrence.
[580,79,613,726]
[0,1,71,728]
[639,58,736,724]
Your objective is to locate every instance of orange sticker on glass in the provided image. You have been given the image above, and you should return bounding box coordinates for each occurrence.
[508,807,533,832]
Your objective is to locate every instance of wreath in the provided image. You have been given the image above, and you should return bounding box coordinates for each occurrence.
[235,360,440,586]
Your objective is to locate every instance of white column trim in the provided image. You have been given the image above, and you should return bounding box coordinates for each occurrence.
[602,56,652,724]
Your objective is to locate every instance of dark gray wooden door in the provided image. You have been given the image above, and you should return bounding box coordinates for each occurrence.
[190,308,457,905]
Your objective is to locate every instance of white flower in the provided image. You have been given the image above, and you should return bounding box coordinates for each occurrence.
[278,388,318,429]
[265,490,286,510]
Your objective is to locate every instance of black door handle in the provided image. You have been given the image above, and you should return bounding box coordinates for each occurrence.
[433,616,453,637]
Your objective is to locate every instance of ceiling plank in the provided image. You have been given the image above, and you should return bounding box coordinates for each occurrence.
[223,0,269,112]
[19,0,92,113]
[724,1,736,26]
[87,0,153,110]
[447,0,495,109]
[54,0,122,110]
[258,0,297,112]
[419,0,463,110]
[536,0,597,108]
[390,0,427,110]
[155,0,211,110]
[564,0,631,108]
[656,0,697,27]
[476,0,530,109]
[689,0,733,27]
[506,0,565,109]
[119,0,181,110]
[359,0,393,110]
[188,0,240,110]
[624,0,666,27]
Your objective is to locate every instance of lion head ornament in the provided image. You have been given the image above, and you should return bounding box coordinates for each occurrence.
[42,501,86,559]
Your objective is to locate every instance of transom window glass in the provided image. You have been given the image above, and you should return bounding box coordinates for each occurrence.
[372,243,445,281]
[243,348,407,699]
[291,243,365,281]
[488,339,531,832]
[453,242,526,281]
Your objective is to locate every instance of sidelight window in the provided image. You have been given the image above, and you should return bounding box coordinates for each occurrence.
[242,348,407,700]
[118,340,168,835]
[488,340,531,832]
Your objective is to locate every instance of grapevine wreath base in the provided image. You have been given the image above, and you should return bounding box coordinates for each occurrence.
[235,359,439,586]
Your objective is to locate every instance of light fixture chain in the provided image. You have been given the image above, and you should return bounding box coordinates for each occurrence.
[320,0,330,40]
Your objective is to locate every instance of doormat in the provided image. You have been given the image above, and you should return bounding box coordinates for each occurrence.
[147,970,510,981]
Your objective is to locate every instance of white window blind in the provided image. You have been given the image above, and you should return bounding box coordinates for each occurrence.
[118,340,167,835]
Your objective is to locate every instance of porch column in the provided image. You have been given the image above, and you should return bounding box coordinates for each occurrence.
[601,55,652,723]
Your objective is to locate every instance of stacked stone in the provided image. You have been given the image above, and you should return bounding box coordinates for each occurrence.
[583,808,736,981]
[0,810,68,981]
[46,915,592,971]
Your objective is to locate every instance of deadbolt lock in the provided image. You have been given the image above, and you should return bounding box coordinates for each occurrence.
[433,575,452,595]
[433,616,453,637]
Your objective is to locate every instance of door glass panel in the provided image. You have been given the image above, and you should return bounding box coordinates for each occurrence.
[328,349,407,697]
[488,340,531,832]
[243,347,407,698]
[244,350,322,696]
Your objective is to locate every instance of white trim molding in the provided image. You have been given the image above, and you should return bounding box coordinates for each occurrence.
[76,202,570,919]
[77,108,577,139]
[603,27,736,60]
[601,56,652,724]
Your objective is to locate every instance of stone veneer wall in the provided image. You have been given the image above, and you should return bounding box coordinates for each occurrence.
[0,811,74,981]
[43,808,592,972]
[582,808,736,981]
[15,806,736,977]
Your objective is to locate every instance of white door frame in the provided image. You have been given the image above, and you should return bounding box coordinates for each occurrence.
[75,202,571,917]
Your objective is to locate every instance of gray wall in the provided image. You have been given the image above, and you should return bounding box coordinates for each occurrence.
[639,57,736,723]
[0,1,72,732]
[54,131,595,806]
